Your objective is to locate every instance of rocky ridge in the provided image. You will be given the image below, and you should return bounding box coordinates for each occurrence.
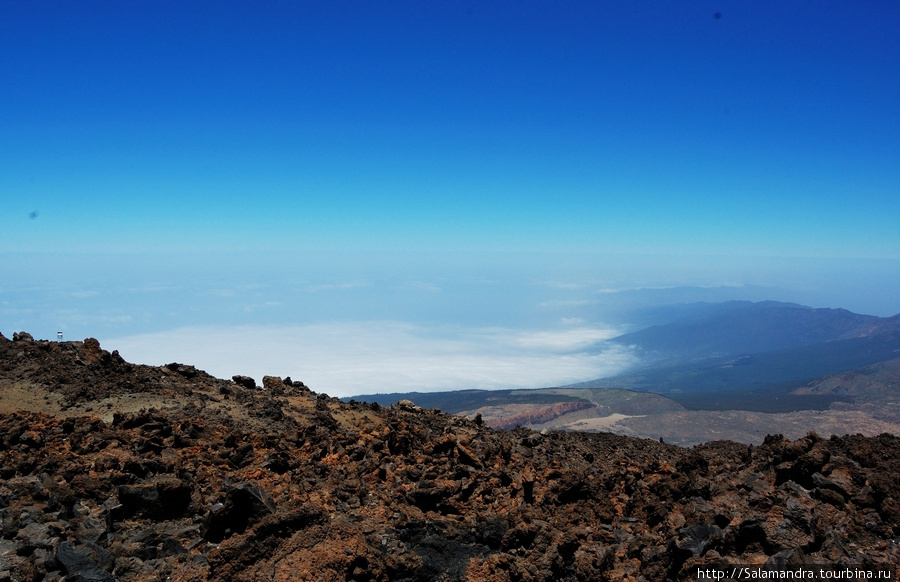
[1,332,899,581]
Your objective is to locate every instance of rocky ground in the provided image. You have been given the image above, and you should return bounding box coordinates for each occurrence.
[1,332,899,581]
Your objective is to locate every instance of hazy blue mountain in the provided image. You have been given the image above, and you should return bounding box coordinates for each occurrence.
[605,301,890,361]
[579,286,797,327]
[577,330,899,399]
[570,304,900,409]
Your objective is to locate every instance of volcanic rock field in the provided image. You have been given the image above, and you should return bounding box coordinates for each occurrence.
[1,332,898,581]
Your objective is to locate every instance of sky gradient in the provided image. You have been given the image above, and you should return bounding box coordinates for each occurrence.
[2,2,899,395]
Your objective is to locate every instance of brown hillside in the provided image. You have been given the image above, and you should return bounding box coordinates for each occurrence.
[1,332,898,581]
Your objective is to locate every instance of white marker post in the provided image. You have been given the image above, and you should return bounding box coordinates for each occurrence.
[57,331,63,342]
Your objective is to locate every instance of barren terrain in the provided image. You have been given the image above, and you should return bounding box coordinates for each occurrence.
[1,332,899,581]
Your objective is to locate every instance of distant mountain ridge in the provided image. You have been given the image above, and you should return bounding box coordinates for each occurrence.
[574,301,900,403]
[574,331,900,397]
[606,300,897,362]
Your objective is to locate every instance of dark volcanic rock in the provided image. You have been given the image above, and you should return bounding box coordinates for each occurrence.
[231,375,256,389]
[56,540,119,582]
[202,482,276,543]
[1,332,899,581]
[117,477,192,519]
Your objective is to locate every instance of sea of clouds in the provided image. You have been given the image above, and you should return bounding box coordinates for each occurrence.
[106,322,637,398]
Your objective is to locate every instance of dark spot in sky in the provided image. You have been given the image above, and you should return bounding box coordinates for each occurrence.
[713,12,722,20]
[29,211,39,219]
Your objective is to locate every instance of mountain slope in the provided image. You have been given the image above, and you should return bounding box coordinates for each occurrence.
[606,301,894,361]
[579,330,900,399]
[565,304,900,412]
[2,331,900,580]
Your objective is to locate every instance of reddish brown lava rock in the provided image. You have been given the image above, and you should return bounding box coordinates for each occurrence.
[0,331,899,581]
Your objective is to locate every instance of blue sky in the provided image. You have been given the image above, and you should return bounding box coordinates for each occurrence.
[2,2,899,395]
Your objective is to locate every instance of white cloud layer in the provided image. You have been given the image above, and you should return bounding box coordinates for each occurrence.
[105,322,636,398]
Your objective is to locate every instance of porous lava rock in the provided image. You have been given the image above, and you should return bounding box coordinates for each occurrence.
[0,332,898,581]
